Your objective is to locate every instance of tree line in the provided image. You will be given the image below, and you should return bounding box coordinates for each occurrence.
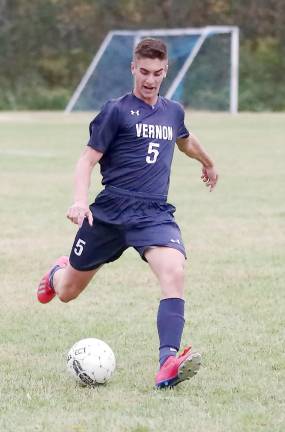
[0,0,284,110]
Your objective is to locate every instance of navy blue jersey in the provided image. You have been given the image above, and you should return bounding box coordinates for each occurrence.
[88,93,189,197]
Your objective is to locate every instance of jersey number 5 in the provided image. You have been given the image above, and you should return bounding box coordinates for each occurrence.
[146,142,160,164]
[74,238,86,256]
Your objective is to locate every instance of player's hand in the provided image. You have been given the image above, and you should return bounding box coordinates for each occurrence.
[201,166,219,192]
[66,202,93,227]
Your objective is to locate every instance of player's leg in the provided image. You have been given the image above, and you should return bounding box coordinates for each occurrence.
[37,217,126,304]
[130,221,186,363]
[52,264,101,303]
[131,215,201,388]
[145,246,201,388]
[145,246,186,363]
[131,220,187,362]
[37,255,101,305]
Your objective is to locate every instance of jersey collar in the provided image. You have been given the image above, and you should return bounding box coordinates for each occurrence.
[131,92,161,110]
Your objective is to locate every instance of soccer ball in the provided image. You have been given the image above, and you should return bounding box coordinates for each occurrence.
[67,338,116,386]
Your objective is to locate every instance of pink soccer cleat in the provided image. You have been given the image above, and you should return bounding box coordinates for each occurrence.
[37,256,69,304]
[155,346,201,389]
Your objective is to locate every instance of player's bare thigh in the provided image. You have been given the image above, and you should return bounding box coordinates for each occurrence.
[145,247,186,299]
[54,263,102,303]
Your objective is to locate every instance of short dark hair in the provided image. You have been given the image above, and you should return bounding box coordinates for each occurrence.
[134,38,168,60]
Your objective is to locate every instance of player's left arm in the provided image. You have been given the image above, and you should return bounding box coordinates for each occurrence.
[176,134,219,191]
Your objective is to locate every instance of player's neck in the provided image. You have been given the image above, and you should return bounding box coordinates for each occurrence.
[132,89,158,107]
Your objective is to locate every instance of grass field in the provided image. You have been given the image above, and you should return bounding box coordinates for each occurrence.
[0,112,284,432]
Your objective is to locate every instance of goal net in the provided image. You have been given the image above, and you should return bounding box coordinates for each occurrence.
[65,27,239,113]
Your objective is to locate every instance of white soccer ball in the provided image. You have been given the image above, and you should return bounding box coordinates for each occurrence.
[67,338,116,386]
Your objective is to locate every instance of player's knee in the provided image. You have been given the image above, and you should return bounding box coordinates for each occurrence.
[57,284,80,303]
[58,292,78,303]
[161,263,185,289]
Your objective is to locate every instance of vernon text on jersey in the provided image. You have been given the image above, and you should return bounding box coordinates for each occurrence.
[136,123,173,141]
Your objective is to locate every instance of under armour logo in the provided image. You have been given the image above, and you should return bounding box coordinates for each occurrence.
[130,110,140,116]
[170,239,180,244]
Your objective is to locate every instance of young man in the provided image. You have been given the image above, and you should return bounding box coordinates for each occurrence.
[37,38,218,389]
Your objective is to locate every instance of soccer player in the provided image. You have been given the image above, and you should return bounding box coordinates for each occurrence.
[37,38,218,389]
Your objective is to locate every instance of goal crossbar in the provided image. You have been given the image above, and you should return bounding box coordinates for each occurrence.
[65,26,239,113]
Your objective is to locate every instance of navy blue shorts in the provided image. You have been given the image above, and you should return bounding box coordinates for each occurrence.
[69,186,186,271]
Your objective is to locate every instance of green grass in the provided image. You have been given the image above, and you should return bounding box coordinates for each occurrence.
[0,111,284,432]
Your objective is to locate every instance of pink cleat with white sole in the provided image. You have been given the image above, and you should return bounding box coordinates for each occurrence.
[155,346,201,389]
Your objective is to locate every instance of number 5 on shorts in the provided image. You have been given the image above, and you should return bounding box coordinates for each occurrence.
[74,238,86,256]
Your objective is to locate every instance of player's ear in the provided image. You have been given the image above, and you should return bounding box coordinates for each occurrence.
[131,62,135,75]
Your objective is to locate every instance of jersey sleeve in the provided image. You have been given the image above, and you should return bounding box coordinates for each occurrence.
[87,101,120,153]
[176,104,190,139]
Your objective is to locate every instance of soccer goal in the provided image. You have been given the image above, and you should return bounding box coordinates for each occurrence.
[65,26,239,113]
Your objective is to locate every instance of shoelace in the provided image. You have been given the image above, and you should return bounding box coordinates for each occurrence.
[178,345,192,358]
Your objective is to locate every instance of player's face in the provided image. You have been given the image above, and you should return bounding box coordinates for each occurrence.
[131,57,168,105]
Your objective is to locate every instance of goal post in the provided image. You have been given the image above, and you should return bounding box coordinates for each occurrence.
[65,26,239,113]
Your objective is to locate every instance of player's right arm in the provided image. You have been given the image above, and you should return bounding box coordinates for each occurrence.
[67,100,119,226]
[67,147,103,227]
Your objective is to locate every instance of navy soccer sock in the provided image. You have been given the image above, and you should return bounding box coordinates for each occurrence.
[157,298,185,367]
